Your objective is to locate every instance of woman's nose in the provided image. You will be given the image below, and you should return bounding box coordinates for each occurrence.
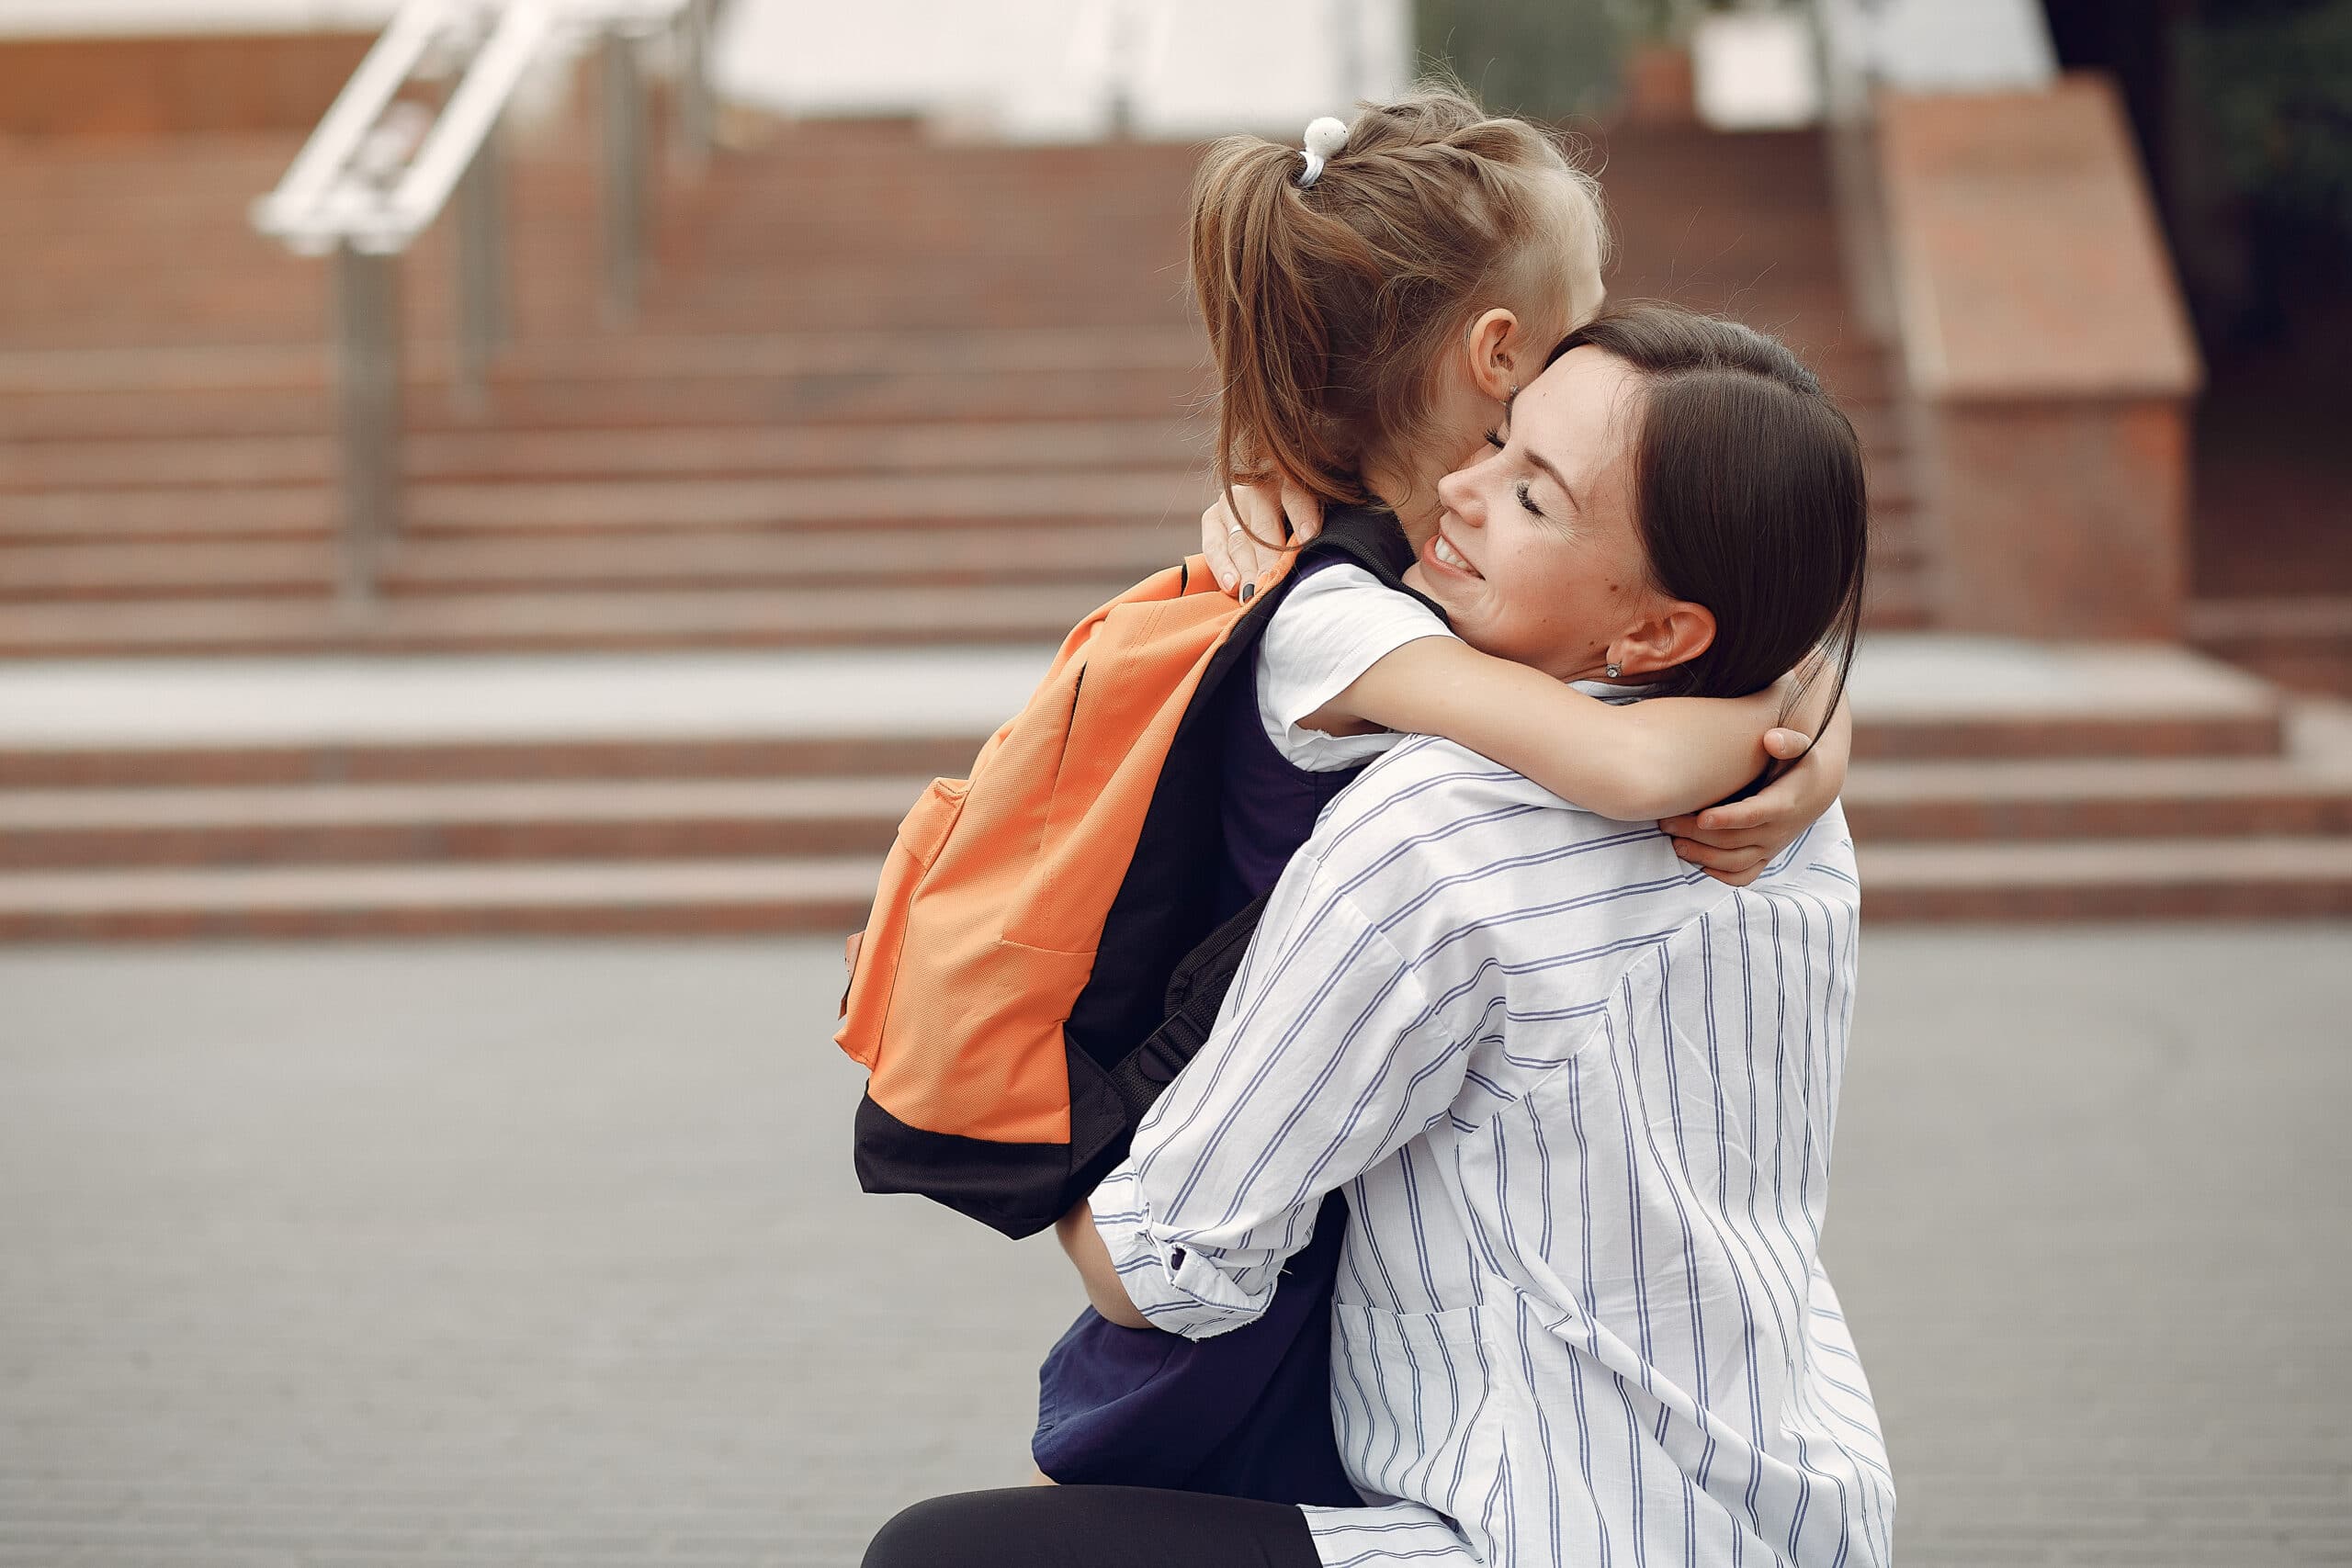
[1436,464,1478,523]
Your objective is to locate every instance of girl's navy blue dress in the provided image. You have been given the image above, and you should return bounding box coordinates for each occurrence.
[1031,555,1374,1506]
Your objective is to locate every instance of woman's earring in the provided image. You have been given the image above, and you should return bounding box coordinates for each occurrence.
[1605,662,1623,680]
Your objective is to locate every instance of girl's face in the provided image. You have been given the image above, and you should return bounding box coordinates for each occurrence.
[1397,221,1608,540]
[1403,347,1669,684]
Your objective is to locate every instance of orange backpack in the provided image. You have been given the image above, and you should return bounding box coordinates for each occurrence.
[836,511,1426,1237]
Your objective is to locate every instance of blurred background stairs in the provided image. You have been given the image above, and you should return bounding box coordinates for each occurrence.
[2,59,2346,932]
[0,122,1216,655]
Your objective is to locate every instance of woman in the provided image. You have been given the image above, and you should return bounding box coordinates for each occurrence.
[867,306,1892,1566]
[1022,93,1851,1508]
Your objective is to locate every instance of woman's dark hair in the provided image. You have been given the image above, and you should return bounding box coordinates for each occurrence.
[1547,303,1869,766]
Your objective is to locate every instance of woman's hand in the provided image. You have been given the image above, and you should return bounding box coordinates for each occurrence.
[1661,700,1854,886]
[1200,478,1322,597]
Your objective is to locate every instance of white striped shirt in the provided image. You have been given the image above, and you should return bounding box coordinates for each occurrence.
[1091,736,1894,1567]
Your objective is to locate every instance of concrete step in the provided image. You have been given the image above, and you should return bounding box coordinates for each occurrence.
[0,775,928,870]
[0,568,1939,651]
[0,582,1149,657]
[0,856,886,940]
[2189,595,2352,701]
[0,367,1216,444]
[1,539,334,600]
[9,829,2347,939]
[0,639,2334,934]
[0,327,1206,396]
[0,470,1206,541]
[1860,837,2352,919]
[0,637,2283,778]
[1845,638,2286,760]
[0,525,1197,601]
[1844,705,2352,839]
[0,418,1211,491]
[0,649,1044,787]
[18,738,2349,874]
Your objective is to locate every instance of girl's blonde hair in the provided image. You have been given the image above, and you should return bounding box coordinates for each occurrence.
[1189,84,1608,522]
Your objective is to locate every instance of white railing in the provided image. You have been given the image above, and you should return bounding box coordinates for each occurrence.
[252,0,719,604]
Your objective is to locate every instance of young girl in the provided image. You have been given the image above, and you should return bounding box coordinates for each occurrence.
[1029,87,1852,1501]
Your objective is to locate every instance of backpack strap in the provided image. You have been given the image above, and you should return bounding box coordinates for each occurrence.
[1070,506,1449,1178]
[1295,507,1444,618]
[1103,886,1273,1125]
[1095,507,1444,1132]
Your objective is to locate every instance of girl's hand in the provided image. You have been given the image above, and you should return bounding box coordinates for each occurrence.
[1661,701,1854,886]
[1055,1200,1152,1329]
[1200,478,1322,597]
[839,929,864,1018]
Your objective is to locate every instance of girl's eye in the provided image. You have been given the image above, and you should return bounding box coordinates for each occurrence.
[1514,479,1544,518]
[1483,429,1507,451]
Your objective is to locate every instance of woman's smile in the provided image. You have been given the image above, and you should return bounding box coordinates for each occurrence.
[1426,525,1482,580]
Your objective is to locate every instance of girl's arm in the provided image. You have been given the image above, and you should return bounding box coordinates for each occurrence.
[1055,1201,1152,1330]
[1318,635,1796,823]
[1664,698,1854,884]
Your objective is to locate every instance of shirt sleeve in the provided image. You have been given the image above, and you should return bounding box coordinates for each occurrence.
[1255,564,1455,773]
[1090,841,1486,1338]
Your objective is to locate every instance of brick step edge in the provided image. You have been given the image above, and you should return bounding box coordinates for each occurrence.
[4,835,2346,939]
[1857,836,2352,919]
[2189,595,2352,700]
[9,769,2352,868]
[0,775,936,869]
[0,856,886,941]
[0,738,985,790]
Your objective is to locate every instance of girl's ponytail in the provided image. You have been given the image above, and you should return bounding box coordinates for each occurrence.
[1189,136,1374,534]
[1187,85,1608,544]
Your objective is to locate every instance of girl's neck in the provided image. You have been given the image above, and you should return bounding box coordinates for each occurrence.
[1360,445,1446,547]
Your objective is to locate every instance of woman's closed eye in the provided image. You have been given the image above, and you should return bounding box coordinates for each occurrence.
[1514,479,1544,517]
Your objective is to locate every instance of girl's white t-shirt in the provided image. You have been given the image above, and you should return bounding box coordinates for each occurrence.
[1255,563,1455,773]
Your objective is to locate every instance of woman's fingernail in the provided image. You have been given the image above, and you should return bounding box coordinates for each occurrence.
[1239,583,1256,603]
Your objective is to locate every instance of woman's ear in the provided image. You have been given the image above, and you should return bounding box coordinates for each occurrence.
[1610,599,1716,679]
[1463,308,1521,401]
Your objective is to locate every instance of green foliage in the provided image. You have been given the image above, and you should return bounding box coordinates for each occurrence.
[1413,0,1624,122]
[1600,0,1709,44]
[1411,0,1755,123]
[2191,0,2352,238]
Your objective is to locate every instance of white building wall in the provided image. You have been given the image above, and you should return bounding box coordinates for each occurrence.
[0,0,398,33]
[1815,0,2057,98]
[712,0,1409,141]
[0,0,1411,143]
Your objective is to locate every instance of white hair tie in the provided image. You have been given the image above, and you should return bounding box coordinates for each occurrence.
[1296,116,1349,188]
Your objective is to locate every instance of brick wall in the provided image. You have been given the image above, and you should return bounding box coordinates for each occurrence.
[0,32,374,137]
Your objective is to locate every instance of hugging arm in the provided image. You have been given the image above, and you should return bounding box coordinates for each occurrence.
[1323,636,1792,825]
[1086,859,1476,1339]
[1056,1201,1151,1329]
[1663,681,1852,884]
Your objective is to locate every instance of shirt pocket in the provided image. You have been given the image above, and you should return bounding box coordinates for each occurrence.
[1329,1299,1500,1506]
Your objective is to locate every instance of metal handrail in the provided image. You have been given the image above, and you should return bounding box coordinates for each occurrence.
[249,3,453,254]
[251,0,718,607]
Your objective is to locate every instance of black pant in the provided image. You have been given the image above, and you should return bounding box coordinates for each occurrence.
[864,1485,1320,1568]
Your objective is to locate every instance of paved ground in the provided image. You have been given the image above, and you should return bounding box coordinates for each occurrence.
[1,926,2346,1567]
